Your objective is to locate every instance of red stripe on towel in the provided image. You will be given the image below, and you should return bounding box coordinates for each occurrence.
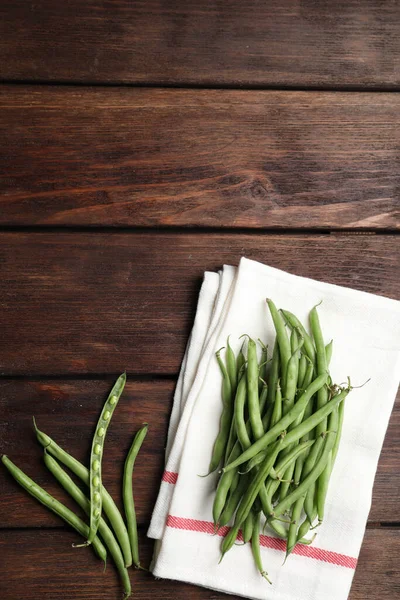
[162,471,178,484]
[166,515,357,570]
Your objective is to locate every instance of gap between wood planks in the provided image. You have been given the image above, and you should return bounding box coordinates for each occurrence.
[0,226,397,235]
[1,80,400,93]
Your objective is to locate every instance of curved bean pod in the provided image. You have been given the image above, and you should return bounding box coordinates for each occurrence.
[280,309,316,364]
[234,374,252,451]
[123,424,148,569]
[285,496,305,560]
[226,336,238,394]
[251,511,271,583]
[87,372,127,546]
[298,354,307,390]
[218,475,248,528]
[247,338,264,440]
[267,299,291,392]
[267,341,280,408]
[213,441,243,526]
[209,348,233,473]
[243,510,255,544]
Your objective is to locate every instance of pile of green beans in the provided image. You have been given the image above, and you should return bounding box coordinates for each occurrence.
[211,300,352,581]
[1,374,148,599]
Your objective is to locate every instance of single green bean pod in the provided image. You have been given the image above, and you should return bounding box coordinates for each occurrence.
[123,424,148,569]
[267,340,280,408]
[85,372,127,547]
[242,510,255,544]
[251,511,272,583]
[280,309,316,364]
[267,299,291,392]
[247,337,264,440]
[209,348,233,473]
[226,336,238,394]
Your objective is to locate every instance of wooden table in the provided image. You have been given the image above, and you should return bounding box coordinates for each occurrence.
[0,2,399,598]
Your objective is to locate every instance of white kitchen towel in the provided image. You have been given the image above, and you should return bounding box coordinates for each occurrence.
[148,265,237,539]
[165,271,220,461]
[151,257,400,600]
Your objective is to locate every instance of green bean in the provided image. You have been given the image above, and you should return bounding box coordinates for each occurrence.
[316,451,332,524]
[286,496,304,560]
[280,309,316,364]
[123,424,148,569]
[236,344,246,377]
[247,337,264,440]
[271,402,342,519]
[284,333,304,413]
[234,374,252,451]
[297,507,317,543]
[218,475,248,527]
[222,373,328,473]
[226,336,238,394]
[310,307,332,523]
[84,372,126,547]
[310,307,329,436]
[267,340,280,408]
[224,419,237,466]
[209,348,233,473]
[243,510,255,544]
[213,442,243,526]
[267,299,291,392]
[258,340,269,393]
[1,455,107,566]
[332,398,345,466]
[302,434,325,522]
[259,383,269,416]
[298,354,307,389]
[251,512,271,583]
[316,396,345,524]
[44,453,131,597]
[325,340,333,368]
[270,380,282,427]
[34,420,132,567]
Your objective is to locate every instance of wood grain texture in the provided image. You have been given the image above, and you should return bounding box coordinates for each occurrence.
[0,232,399,375]
[0,87,399,228]
[0,379,398,526]
[0,1,399,88]
[0,528,399,599]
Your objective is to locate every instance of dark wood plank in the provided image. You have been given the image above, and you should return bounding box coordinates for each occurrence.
[0,232,399,375]
[0,1,399,88]
[0,380,398,526]
[0,528,398,599]
[0,87,399,228]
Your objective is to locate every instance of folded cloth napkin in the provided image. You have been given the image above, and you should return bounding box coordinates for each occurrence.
[149,257,400,600]
[148,265,236,539]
